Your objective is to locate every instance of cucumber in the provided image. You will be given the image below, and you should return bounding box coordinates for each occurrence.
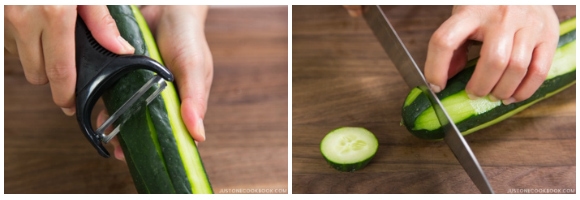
[101,5,212,193]
[320,127,379,172]
[402,17,576,140]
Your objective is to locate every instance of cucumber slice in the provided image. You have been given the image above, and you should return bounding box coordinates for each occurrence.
[320,127,379,172]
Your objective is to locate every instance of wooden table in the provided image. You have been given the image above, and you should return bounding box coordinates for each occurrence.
[4,6,288,194]
[292,5,575,194]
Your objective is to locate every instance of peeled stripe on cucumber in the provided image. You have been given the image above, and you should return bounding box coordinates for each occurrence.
[320,127,378,172]
[103,5,212,193]
[401,17,576,140]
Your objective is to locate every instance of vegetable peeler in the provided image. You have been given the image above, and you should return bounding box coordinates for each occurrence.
[74,16,174,158]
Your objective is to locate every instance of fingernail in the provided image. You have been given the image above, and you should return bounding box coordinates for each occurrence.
[467,93,479,100]
[196,118,206,142]
[488,95,499,102]
[61,107,75,116]
[117,36,135,54]
[429,83,441,93]
[502,98,516,105]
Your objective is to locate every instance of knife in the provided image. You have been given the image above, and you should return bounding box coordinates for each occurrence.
[362,5,494,194]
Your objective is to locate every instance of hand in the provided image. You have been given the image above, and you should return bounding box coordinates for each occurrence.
[424,6,559,105]
[4,6,135,116]
[97,6,213,161]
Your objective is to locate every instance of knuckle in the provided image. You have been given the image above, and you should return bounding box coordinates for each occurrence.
[100,14,117,29]
[196,99,208,118]
[53,96,73,108]
[6,8,31,35]
[204,53,214,86]
[429,31,455,51]
[26,74,48,85]
[168,45,203,72]
[487,53,509,71]
[508,56,529,74]
[42,6,76,26]
[5,7,23,24]
[204,66,214,89]
[46,64,74,81]
[528,64,550,80]
[42,6,73,18]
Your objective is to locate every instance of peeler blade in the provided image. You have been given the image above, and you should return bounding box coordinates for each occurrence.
[96,75,167,143]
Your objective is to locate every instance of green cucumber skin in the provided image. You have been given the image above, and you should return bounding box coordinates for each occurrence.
[402,19,576,140]
[323,155,376,172]
[127,5,212,194]
[404,71,575,140]
[103,5,199,194]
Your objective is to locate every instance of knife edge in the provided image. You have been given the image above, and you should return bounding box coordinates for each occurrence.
[362,5,494,194]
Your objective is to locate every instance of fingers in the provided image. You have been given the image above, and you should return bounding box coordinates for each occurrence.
[168,43,212,143]
[469,6,558,103]
[425,13,479,92]
[466,25,514,99]
[16,32,48,85]
[69,6,134,116]
[427,6,558,104]
[507,8,559,104]
[154,6,213,142]
[41,6,78,115]
[77,5,135,54]
[6,6,78,115]
[488,28,533,102]
[5,6,49,85]
[181,99,208,142]
[507,41,556,104]
[6,6,135,116]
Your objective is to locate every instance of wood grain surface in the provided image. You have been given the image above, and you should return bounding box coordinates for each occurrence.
[292,5,575,194]
[4,6,288,194]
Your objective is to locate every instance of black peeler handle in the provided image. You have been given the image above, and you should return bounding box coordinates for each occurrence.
[74,16,174,158]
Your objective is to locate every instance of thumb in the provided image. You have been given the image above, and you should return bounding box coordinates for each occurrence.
[77,5,135,54]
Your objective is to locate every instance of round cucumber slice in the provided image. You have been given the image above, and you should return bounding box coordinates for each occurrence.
[320,127,379,172]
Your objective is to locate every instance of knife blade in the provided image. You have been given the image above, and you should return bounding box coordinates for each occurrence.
[362,5,494,194]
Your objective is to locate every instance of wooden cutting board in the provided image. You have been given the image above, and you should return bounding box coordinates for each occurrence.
[292,5,575,194]
[4,6,288,194]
